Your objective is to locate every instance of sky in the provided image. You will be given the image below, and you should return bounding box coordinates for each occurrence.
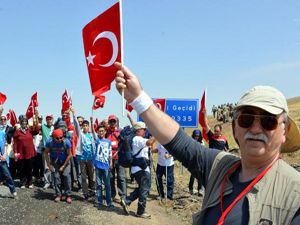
[0,0,299,127]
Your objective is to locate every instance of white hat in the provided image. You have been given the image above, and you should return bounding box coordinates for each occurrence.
[235,86,300,153]
[133,121,147,130]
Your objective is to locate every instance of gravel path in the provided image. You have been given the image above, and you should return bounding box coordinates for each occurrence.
[0,183,184,225]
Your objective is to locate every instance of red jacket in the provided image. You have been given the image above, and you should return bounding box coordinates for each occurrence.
[106,127,120,160]
[67,122,78,157]
[13,128,39,160]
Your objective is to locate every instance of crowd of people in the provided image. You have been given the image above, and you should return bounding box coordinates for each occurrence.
[0,104,207,219]
[1,63,300,224]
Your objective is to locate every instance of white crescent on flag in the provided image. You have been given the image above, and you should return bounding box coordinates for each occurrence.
[93,31,118,68]
[94,98,100,108]
[155,102,162,110]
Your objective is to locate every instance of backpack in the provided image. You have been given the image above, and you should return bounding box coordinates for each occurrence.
[118,125,144,168]
[53,118,69,138]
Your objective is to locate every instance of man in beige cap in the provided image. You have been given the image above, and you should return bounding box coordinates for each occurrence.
[121,121,156,219]
[115,62,300,225]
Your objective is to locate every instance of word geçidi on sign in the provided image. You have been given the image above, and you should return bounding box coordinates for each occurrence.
[167,105,197,112]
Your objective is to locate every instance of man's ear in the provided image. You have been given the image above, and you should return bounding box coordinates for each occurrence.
[232,120,239,146]
[281,121,289,144]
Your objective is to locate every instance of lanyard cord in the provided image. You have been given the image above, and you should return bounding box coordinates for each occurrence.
[217,153,280,225]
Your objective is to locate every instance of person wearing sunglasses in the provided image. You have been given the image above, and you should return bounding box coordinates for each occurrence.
[114,63,300,225]
[106,114,127,202]
[44,129,73,203]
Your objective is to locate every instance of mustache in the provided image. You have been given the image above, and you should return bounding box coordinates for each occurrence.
[244,132,268,143]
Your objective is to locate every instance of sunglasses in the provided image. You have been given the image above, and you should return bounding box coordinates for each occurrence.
[55,137,64,141]
[237,113,279,131]
[0,118,6,121]
[109,120,116,123]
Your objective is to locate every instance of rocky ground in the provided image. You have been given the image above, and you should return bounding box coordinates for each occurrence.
[0,179,190,225]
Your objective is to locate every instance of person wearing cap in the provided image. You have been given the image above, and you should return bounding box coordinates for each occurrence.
[121,121,156,219]
[44,128,73,203]
[13,114,40,188]
[115,63,300,224]
[41,114,54,189]
[188,129,205,196]
[106,114,127,201]
[61,110,80,192]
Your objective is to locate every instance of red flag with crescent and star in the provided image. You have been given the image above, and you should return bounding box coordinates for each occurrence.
[8,109,18,127]
[94,118,99,132]
[26,92,38,119]
[92,95,105,110]
[125,101,133,112]
[154,98,166,112]
[82,2,122,96]
[62,89,72,112]
[0,92,7,105]
[199,90,209,142]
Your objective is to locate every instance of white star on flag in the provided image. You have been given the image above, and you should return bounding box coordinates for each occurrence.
[86,51,96,66]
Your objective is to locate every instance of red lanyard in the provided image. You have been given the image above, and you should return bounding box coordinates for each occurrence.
[217,154,280,225]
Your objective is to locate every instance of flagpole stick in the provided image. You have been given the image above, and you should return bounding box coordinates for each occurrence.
[92,97,94,118]
[119,0,125,117]
[165,157,168,202]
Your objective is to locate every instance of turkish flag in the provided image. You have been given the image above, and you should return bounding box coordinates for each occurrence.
[62,89,72,112]
[6,112,11,121]
[82,2,122,96]
[26,92,38,119]
[154,98,166,112]
[8,109,18,127]
[94,118,99,132]
[125,101,133,112]
[199,90,209,142]
[92,95,105,110]
[0,92,7,105]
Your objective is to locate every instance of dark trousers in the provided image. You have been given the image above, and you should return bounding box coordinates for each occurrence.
[79,160,95,196]
[189,174,202,191]
[71,156,82,190]
[9,158,20,180]
[33,153,44,179]
[156,164,174,199]
[19,158,34,186]
[125,170,151,215]
[0,161,16,193]
[110,159,127,199]
[51,158,71,197]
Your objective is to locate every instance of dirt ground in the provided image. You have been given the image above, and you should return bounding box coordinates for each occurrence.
[0,180,186,225]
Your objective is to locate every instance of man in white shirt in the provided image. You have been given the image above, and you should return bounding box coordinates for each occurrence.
[152,143,174,200]
[121,122,155,219]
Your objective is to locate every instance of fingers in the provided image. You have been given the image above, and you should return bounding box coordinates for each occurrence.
[114,62,135,80]
[115,70,127,91]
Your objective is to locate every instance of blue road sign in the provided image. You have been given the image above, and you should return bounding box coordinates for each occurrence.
[165,99,199,128]
[138,98,199,128]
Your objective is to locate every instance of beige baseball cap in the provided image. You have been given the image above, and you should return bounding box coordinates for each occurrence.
[236,85,300,153]
[133,121,147,130]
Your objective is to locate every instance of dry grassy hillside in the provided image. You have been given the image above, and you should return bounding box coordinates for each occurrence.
[185,96,300,163]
